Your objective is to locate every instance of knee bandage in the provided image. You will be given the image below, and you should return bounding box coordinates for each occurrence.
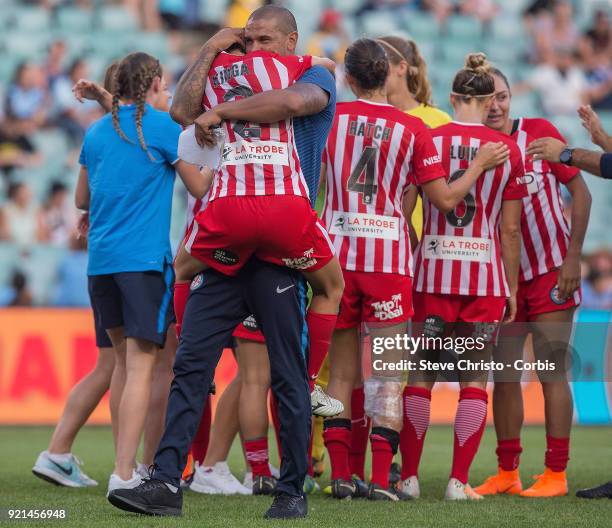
[363,378,403,429]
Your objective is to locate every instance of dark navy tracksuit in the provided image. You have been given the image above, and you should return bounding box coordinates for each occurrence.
[153,260,311,496]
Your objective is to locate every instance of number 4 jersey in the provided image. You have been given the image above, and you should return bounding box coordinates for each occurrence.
[202,51,312,201]
[413,122,527,297]
[321,99,446,276]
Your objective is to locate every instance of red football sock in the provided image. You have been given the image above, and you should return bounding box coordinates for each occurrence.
[370,428,397,489]
[323,419,351,481]
[545,435,570,472]
[173,281,190,338]
[451,387,488,484]
[306,311,336,391]
[400,386,431,479]
[244,437,272,478]
[349,386,370,480]
[269,391,282,461]
[496,438,522,471]
[191,396,212,464]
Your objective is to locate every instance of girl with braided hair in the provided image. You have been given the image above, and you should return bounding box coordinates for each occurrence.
[74,52,210,493]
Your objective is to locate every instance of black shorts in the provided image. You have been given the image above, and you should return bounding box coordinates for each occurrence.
[88,264,175,347]
[90,294,113,348]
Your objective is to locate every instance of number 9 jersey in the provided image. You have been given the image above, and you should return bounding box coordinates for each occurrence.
[321,100,446,276]
[413,122,527,298]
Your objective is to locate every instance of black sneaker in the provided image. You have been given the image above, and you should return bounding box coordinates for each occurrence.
[253,475,277,495]
[576,481,612,499]
[264,493,307,519]
[389,462,402,487]
[331,478,356,500]
[108,479,182,516]
[367,482,412,501]
[352,476,369,498]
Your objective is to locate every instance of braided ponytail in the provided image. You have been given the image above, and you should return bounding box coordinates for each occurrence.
[111,52,162,161]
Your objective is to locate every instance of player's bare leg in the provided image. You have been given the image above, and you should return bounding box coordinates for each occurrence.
[107,327,128,452]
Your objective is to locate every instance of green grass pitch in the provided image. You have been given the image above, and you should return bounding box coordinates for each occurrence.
[1,425,611,527]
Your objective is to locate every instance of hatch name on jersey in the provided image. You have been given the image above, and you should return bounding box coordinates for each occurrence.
[330,211,400,241]
[221,140,289,166]
[211,63,251,88]
[423,235,491,263]
[348,120,391,142]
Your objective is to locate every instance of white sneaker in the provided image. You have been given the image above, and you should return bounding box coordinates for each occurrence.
[311,385,344,417]
[243,471,253,490]
[135,463,149,479]
[269,464,280,479]
[401,475,421,499]
[107,470,142,496]
[190,461,251,495]
[32,451,98,488]
[445,478,484,500]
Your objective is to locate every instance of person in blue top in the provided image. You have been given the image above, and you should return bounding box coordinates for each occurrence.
[75,51,210,494]
[108,7,337,520]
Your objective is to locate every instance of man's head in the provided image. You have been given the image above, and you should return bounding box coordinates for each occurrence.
[244,5,298,56]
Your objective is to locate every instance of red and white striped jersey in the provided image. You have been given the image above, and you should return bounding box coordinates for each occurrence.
[321,100,446,276]
[202,51,312,201]
[512,118,578,282]
[414,122,527,297]
[184,192,208,236]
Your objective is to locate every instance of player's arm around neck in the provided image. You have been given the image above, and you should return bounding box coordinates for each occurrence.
[170,28,244,126]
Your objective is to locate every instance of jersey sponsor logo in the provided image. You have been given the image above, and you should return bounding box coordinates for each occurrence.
[190,273,204,291]
[423,154,442,167]
[517,172,539,194]
[423,235,491,263]
[282,248,317,270]
[423,315,445,338]
[330,211,400,241]
[213,249,239,266]
[221,140,289,166]
[242,315,259,331]
[550,285,568,305]
[371,293,404,321]
[211,63,251,88]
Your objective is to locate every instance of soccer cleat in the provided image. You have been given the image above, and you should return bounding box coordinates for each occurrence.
[303,474,320,494]
[108,471,143,496]
[520,469,568,498]
[352,476,369,498]
[445,478,484,500]
[576,481,612,499]
[389,462,402,487]
[264,492,307,519]
[367,483,412,501]
[253,475,278,495]
[190,461,251,495]
[108,478,182,516]
[474,468,522,496]
[330,478,357,500]
[311,385,344,417]
[32,451,98,488]
[401,475,421,499]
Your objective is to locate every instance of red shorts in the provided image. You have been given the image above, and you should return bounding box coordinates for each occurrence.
[232,315,265,343]
[515,269,581,322]
[336,271,413,329]
[185,195,335,276]
[413,291,506,341]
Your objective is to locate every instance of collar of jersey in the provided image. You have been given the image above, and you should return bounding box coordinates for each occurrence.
[356,98,394,108]
[451,120,485,127]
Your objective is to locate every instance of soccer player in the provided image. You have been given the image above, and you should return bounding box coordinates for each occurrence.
[474,68,591,498]
[75,52,210,492]
[321,43,511,501]
[404,53,527,500]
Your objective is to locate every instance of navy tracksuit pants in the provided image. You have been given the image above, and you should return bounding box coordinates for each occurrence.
[153,258,311,497]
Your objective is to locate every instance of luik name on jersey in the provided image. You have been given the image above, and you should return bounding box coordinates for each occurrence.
[282,248,317,270]
[348,120,391,142]
[449,144,479,161]
[211,63,251,88]
[371,294,403,321]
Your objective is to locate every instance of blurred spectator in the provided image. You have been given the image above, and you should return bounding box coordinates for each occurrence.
[5,62,49,138]
[579,10,612,111]
[52,235,89,307]
[0,182,42,246]
[0,122,42,177]
[44,40,68,89]
[226,0,265,28]
[581,250,612,310]
[52,58,103,144]
[515,47,588,115]
[306,10,349,64]
[526,0,579,64]
[123,0,162,31]
[425,0,498,24]
[38,181,78,247]
[0,270,34,307]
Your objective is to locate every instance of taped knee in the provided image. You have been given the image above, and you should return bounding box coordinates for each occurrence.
[364,379,403,429]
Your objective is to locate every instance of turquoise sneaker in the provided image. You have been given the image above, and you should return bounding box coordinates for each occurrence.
[303,474,321,494]
[32,451,98,487]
